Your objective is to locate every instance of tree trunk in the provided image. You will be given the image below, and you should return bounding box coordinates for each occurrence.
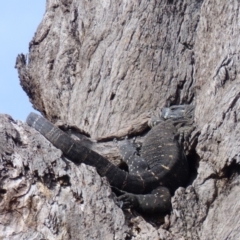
[5,0,240,239]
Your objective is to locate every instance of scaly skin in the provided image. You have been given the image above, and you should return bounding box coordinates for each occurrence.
[26,105,194,213]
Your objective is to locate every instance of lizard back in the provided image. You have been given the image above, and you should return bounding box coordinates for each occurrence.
[141,120,189,192]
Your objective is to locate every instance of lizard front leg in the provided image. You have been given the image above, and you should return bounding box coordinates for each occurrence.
[117,186,171,213]
[117,138,148,175]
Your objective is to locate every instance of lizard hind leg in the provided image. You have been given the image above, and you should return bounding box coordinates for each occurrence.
[117,186,171,213]
[117,138,148,175]
[136,186,171,213]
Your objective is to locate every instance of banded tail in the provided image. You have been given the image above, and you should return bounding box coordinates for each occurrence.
[26,113,159,194]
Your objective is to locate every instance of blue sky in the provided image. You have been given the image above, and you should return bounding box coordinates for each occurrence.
[0,1,46,121]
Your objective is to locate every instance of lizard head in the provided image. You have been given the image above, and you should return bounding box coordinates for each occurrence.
[161,105,195,121]
[148,105,195,128]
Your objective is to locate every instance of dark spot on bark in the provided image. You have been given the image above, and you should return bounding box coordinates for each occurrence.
[222,160,240,179]
[57,175,71,187]
[187,148,200,186]
[0,189,7,194]
[110,92,116,101]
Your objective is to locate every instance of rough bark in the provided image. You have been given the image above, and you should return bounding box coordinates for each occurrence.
[7,0,240,239]
[16,0,200,140]
[0,115,127,240]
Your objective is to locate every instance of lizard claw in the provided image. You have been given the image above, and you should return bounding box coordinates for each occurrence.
[117,200,124,208]
[133,137,136,142]
[117,193,139,209]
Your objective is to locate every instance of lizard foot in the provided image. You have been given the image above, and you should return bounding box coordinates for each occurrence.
[117,193,139,209]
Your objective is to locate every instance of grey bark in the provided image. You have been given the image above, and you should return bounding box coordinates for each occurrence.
[6,0,240,239]
[0,115,127,240]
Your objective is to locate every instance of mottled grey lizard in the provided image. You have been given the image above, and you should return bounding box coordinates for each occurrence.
[26,105,194,213]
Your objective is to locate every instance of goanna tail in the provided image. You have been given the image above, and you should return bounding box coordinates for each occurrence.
[26,112,151,194]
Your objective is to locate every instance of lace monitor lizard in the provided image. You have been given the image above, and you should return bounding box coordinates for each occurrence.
[26,105,194,213]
